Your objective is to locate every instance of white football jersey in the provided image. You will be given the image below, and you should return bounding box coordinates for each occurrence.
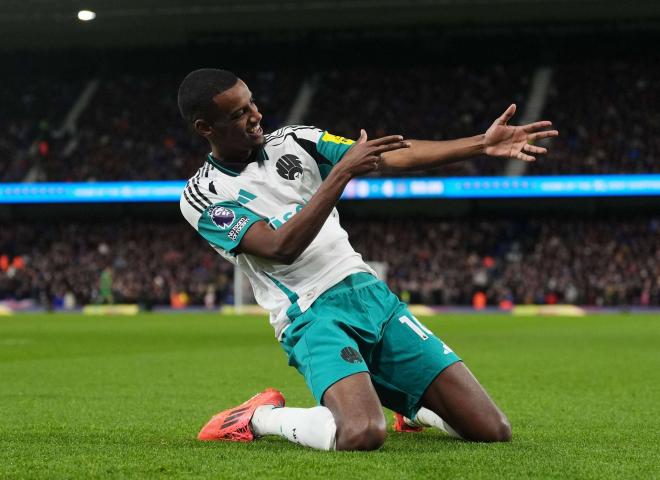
[180,126,375,338]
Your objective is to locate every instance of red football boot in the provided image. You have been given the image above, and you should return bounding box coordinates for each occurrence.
[392,412,423,433]
[197,388,285,442]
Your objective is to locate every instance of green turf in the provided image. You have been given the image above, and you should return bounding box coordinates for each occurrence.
[1,313,659,479]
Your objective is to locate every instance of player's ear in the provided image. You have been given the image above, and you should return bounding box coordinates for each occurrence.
[194,118,214,138]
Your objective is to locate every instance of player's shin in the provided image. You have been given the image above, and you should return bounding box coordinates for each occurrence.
[411,407,463,439]
[250,405,337,450]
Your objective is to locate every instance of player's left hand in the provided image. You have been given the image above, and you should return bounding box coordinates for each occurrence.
[484,104,559,161]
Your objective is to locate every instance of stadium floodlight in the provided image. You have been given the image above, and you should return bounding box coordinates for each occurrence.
[77,10,96,21]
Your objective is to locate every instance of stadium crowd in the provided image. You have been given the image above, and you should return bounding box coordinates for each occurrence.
[306,64,530,176]
[32,70,302,182]
[1,218,658,309]
[0,75,84,182]
[346,217,660,307]
[2,59,658,181]
[0,222,232,310]
[528,60,660,175]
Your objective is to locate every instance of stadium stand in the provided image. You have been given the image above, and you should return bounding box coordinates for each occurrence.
[1,54,657,311]
[2,58,659,180]
[2,218,658,309]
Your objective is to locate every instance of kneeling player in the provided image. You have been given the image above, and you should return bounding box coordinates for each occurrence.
[178,68,558,450]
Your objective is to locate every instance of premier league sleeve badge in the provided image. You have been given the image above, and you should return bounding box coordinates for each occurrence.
[210,206,235,230]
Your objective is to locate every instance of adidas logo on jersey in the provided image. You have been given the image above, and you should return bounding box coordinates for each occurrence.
[276,154,303,180]
[237,189,257,204]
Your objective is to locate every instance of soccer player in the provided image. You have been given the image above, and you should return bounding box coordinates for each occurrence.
[178,68,558,451]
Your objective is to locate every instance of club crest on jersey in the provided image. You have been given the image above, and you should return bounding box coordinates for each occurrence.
[210,206,235,230]
[340,346,363,364]
[276,154,303,180]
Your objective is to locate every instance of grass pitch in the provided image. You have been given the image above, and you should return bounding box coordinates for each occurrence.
[1,312,658,479]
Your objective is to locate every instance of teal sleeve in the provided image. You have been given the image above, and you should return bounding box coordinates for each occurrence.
[315,131,355,179]
[197,201,264,253]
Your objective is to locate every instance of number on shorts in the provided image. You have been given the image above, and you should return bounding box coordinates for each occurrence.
[398,315,433,340]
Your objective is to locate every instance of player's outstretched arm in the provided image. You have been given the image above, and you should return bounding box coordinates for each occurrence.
[380,104,559,171]
[237,131,409,264]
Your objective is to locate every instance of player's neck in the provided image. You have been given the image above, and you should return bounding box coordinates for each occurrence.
[210,145,254,165]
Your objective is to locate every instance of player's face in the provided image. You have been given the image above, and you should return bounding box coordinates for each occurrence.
[209,80,264,153]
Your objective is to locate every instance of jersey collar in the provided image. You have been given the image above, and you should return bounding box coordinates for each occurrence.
[206,148,268,177]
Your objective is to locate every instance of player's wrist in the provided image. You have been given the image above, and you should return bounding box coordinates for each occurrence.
[474,134,487,155]
[326,165,354,184]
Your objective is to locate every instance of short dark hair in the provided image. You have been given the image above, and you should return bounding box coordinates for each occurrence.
[177,68,238,126]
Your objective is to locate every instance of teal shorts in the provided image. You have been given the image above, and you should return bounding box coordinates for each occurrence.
[280,272,461,419]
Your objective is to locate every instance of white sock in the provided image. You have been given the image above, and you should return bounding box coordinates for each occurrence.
[409,407,463,439]
[250,405,337,451]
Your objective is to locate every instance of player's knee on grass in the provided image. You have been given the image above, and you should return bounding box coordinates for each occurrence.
[335,415,387,451]
[490,414,512,442]
[467,413,512,443]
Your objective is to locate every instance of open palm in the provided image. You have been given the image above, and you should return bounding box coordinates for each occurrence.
[484,104,559,162]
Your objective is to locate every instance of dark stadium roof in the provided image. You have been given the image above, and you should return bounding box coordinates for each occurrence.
[1,0,659,49]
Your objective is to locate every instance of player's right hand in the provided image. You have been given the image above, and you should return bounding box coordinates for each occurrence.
[334,130,410,178]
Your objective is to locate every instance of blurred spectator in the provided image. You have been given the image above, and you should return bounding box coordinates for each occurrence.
[99,267,114,304]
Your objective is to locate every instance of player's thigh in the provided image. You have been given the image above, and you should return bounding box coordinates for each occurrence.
[422,362,511,442]
[369,307,461,419]
[322,372,387,451]
[284,318,387,450]
[281,317,370,406]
